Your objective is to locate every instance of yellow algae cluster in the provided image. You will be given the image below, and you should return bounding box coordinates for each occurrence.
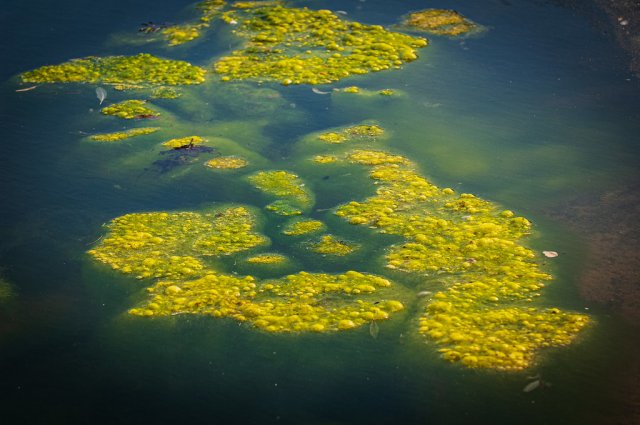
[130,270,406,333]
[205,156,248,170]
[309,235,358,256]
[333,149,589,370]
[318,123,385,144]
[245,253,288,264]
[162,135,204,149]
[160,0,226,46]
[403,9,479,37]
[378,89,394,96]
[21,53,206,86]
[342,86,360,93]
[100,100,159,119]
[282,218,325,236]
[87,206,268,280]
[214,5,428,85]
[248,170,312,206]
[346,149,410,166]
[89,127,159,142]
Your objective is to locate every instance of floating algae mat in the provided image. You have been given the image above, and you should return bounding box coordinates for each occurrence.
[15,0,590,372]
[9,0,639,422]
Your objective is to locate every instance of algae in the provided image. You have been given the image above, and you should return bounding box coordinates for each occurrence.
[101,100,159,120]
[89,127,159,142]
[214,5,428,85]
[402,9,480,37]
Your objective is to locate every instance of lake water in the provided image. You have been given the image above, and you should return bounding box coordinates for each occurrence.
[1,1,639,424]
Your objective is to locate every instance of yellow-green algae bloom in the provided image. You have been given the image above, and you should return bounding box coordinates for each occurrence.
[309,235,358,256]
[402,9,479,37]
[318,123,385,144]
[342,86,361,93]
[161,0,226,46]
[282,218,325,236]
[245,253,288,264]
[21,53,206,86]
[131,270,406,333]
[88,206,269,280]
[214,5,428,85]
[89,127,159,142]
[100,100,159,119]
[248,170,312,207]
[162,135,205,149]
[334,151,589,370]
[346,149,410,166]
[205,156,248,169]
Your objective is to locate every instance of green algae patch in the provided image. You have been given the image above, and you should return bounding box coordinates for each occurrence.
[334,152,590,370]
[402,9,480,37]
[162,24,203,46]
[309,235,358,256]
[282,218,325,236]
[205,155,248,169]
[214,5,428,85]
[249,170,313,207]
[265,201,303,216]
[317,123,386,145]
[129,270,407,333]
[21,53,206,86]
[245,253,288,264]
[101,100,159,119]
[89,127,159,142]
[162,135,205,149]
[88,205,269,280]
[346,149,410,166]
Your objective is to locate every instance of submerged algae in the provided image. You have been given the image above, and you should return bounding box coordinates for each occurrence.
[101,100,159,120]
[245,253,288,264]
[89,127,159,142]
[332,145,589,370]
[21,53,206,86]
[214,5,428,85]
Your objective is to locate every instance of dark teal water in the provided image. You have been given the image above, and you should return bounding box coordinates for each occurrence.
[1,1,640,424]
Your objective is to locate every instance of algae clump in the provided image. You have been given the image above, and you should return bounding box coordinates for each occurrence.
[334,146,589,370]
[249,170,313,207]
[21,53,206,86]
[89,127,159,142]
[215,5,428,85]
[101,100,159,119]
[162,136,205,149]
[402,9,480,37]
[282,218,325,236]
[205,156,248,169]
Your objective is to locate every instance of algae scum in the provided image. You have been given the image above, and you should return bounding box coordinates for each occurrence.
[15,1,589,373]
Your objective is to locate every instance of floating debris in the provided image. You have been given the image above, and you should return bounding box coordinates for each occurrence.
[312,87,331,95]
[543,251,559,258]
[523,379,541,393]
[369,320,380,339]
[15,85,37,92]
[96,87,107,105]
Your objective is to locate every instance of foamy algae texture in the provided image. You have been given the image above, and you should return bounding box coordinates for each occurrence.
[215,5,428,84]
[21,53,206,85]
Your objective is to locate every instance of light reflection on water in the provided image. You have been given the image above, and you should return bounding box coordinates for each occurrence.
[1,0,639,424]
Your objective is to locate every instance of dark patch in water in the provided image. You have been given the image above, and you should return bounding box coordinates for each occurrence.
[152,145,217,173]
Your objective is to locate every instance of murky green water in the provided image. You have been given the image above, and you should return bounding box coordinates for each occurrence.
[1,1,639,424]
